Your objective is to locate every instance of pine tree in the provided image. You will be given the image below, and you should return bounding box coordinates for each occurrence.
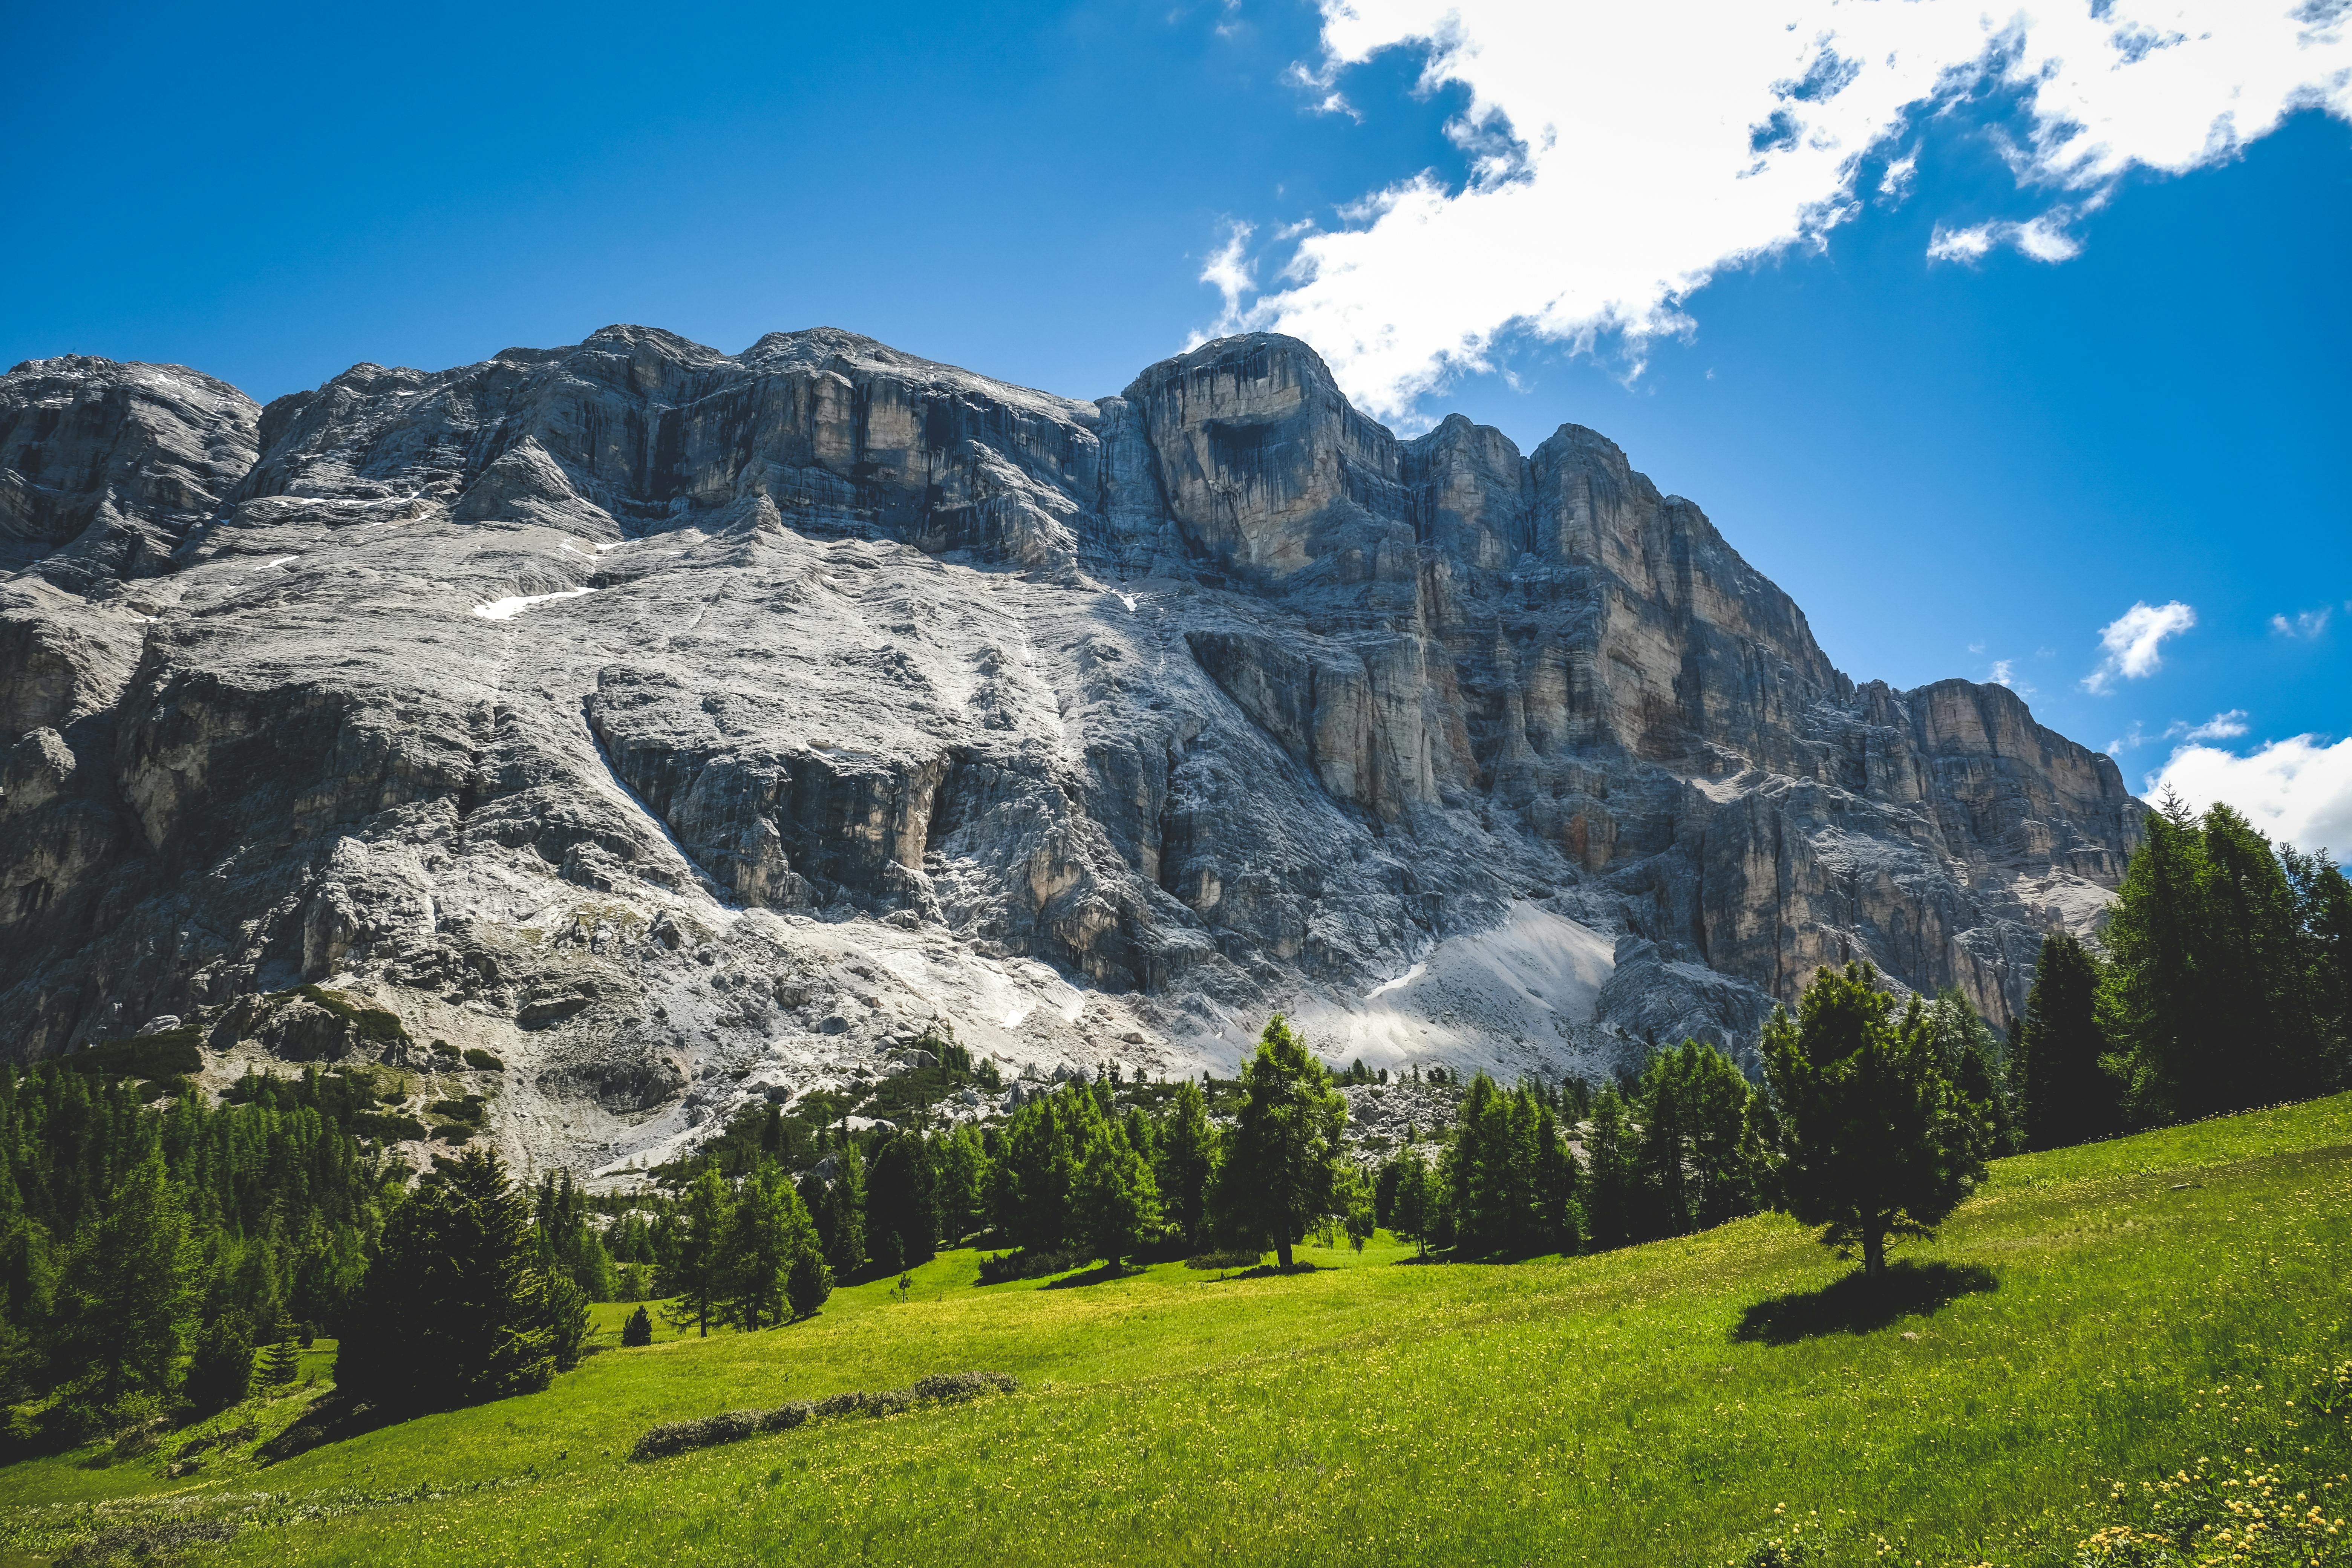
[2015,933,2114,1150]
[48,1146,199,1420]
[2286,848,2352,1088]
[720,1164,796,1331]
[1762,963,1987,1279]
[1154,1079,1216,1246]
[867,1133,939,1266]
[543,1271,590,1372]
[620,1304,654,1347]
[663,1167,732,1337]
[184,1311,254,1413]
[934,1124,989,1243]
[1533,1105,1580,1254]
[1214,1016,1348,1268]
[1072,1122,1162,1268]
[825,1142,868,1276]
[1581,1087,1637,1251]
[2098,797,2209,1124]
[258,1307,300,1389]
[1336,1163,1376,1254]
[1390,1154,1433,1258]
[781,1179,831,1321]
[335,1148,554,1413]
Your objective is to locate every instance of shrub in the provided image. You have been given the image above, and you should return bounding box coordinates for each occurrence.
[629,1372,1017,1462]
[464,1049,504,1071]
[352,1112,428,1144]
[976,1248,1081,1285]
[620,1306,654,1348]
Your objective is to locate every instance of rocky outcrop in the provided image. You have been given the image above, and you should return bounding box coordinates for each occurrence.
[0,325,2141,1174]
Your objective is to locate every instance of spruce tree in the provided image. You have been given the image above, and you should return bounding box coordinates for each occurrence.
[1216,1016,1348,1268]
[1390,1154,1432,1258]
[1533,1105,1580,1254]
[1154,1078,1216,1246]
[663,1167,732,1337]
[778,1177,831,1320]
[543,1272,591,1372]
[827,1142,868,1276]
[867,1133,939,1266]
[1073,1122,1162,1268]
[1762,963,1987,1279]
[335,1148,554,1413]
[258,1307,300,1389]
[1581,1087,1637,1251]
[620,1304,654,1347]
[2015,933,2114,1150]
[48,1146,199,1420]
[1336,1164,1376,1254]
[185,1311,254,1413]
[720,1164,795,1331]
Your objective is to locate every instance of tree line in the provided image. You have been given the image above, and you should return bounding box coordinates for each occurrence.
[2013,799,2350,1148]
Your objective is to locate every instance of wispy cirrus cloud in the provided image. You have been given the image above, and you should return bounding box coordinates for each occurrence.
[2083,600,2196,695]
[2271,606,2334,639]
[1204,1,2352,421]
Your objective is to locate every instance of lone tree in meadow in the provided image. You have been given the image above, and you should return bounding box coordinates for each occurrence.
[1217,1015,1348,1268]
[1762,962,1986,1280]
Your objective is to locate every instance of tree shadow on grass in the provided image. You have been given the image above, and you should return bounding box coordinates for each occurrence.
[1732,1260,1998,1346]
[1217,1261,1329,1282]
[251,1393,407,1464]
[1039,1262,1144,1289]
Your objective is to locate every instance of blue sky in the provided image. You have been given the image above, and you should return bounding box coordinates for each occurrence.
[5,0,2347,850]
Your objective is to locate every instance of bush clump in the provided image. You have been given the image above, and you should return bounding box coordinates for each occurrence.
[463,1048,504,1072]
[629,1372,1017,1462]
[352,1112,429,1144]
[975,1249,1081,1285]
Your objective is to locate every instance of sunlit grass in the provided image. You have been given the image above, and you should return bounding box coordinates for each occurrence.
[4,1094,2347,1566]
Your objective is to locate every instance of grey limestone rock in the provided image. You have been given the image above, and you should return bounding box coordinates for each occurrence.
[0,324,2142,1176]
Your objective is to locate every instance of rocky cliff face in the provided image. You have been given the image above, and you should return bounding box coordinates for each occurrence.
[0,327,2141,1174]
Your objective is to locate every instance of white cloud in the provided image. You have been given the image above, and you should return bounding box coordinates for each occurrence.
[2083,600,2196,694]
[2108,721,2148,756]
[1987,657,2034,694]
[2167,709,2250,743]
[2148,734,2352,857]
[1927,209,2087,265]
[1967,640,1986,654]
[1210,1,2352,420]
[1196,221,1257,340]
[2271,606,2333,638]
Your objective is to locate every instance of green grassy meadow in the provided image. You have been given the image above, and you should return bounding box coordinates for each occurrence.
[6,1095,2350,1566]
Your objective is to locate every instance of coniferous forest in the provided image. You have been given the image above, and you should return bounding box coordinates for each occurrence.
[0,797,2347,1568]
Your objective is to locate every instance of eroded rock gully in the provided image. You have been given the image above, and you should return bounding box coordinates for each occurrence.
[0,326,2141,1176]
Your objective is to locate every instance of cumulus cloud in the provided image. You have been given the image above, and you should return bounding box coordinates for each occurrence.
[1212,1,2352,420]
[2148,733,2352,857]
[2083,600,2196,694]
[2271,606,2334,639]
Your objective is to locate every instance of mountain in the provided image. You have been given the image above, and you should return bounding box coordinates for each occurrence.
[0,326,2141,1174]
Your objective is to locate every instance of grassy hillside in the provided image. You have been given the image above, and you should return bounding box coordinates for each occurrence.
[5,1095,2349,1567]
